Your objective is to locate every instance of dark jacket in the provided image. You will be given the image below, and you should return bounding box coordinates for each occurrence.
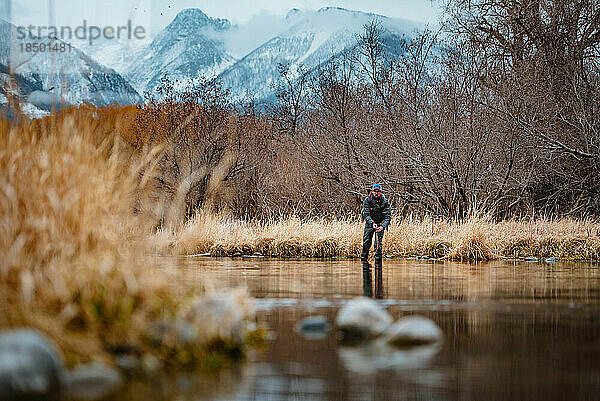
[362,195,391,228]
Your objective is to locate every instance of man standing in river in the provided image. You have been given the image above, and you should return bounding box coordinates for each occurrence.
[361,184,392,263]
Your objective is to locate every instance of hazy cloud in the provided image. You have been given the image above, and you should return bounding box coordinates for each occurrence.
[5,0,441,38]
[225,11,292,58]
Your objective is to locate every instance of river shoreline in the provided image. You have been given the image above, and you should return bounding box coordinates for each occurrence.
[180,254,600,263]
[156,213,600,261]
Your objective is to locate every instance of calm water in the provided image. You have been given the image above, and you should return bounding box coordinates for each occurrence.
[119,258,600,401]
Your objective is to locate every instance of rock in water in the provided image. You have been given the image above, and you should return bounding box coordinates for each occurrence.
[335,298,392,340]
[184,290,255,346]
[64,363,122,401]
[297,316,329,332]
[148,318,198,347]
[384,315,443,346]
[0,329,64,401]
[296,316,329,340]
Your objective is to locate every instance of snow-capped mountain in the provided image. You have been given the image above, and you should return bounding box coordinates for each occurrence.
[74,36,147,78]
[0,18,141,117]
[1,7,425,117]
[123,8,236,96]
[217,7,423,101]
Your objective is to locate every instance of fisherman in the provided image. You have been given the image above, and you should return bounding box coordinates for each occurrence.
[361,184,391,262]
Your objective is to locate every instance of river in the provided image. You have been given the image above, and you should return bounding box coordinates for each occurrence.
[117,258,600,401]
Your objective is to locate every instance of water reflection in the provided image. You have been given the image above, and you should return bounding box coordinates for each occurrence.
[338,341,441,374]
[146,258,600,401]
[115,363,254,401]
[238,306,600,401]
[362,262,384,299]
[169,258,600,303]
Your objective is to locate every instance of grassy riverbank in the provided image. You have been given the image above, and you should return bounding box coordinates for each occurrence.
[157,213,600,261]
[0,114,254,367]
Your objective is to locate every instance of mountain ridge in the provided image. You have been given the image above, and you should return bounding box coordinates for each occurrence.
[0,7,424,116]
[0,18,141,118]
[216,7,422,101]
[123,7,236,95]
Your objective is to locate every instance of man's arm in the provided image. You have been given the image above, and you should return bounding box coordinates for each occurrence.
[362,198,374,225]
[381,199,392,229]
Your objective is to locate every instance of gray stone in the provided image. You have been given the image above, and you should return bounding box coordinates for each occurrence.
[297,316,329,332]
[184,290,255,346]
[149,318,198,347]
[524,256,538,262]
[115,355,141,372]
[141,354,162,375]
[545,257,557,263]
[296,316,329,339]
[0,328,64,401]
[183,253,211,258]
[64,362,122,401]
[384,315,443,346]
[335,298,392,340]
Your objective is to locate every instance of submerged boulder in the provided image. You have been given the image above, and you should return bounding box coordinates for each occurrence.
[335,297,392,340]
[295,316,329,340]
[63,363,122,401]
[384,315,443,346]
[296,316,329,332]
[184,290,256,346]
[0,328,64,401]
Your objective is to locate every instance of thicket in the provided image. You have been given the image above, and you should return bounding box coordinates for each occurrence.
[112,1,600,221]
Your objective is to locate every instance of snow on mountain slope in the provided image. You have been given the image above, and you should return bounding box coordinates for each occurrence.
[1,7,426,115]
[0,18,141,116]
[123,8,236,95]
[75,36,147,78]
[218,7,423,101]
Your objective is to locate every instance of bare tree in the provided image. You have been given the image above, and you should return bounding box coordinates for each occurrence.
[272,63,310,137]
[133,75,245,225]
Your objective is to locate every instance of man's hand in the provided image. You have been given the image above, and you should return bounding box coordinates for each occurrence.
[373,223,378,230]
[376,226,384,232]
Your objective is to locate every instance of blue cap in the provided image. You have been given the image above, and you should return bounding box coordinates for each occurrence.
[372,184,382,191]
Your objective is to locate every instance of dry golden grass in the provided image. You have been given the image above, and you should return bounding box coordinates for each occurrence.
[157,212,362,258]
[0,110,208,366]
[160,212,600,261]
[445,216,495,261]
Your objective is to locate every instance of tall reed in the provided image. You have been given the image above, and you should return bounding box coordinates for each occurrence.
[0,110,194,365]
[159,212,600,261]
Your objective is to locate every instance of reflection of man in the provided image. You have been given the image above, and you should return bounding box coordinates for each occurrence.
[361,184,391,262]
[362,262,384,299]
[362,263,373,297]
[374,265,383,299]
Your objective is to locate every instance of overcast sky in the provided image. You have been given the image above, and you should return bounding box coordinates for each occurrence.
[2,0,442,37]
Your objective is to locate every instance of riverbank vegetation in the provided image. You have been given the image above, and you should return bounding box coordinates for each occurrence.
[155,212,600,261]
[0,112,255,367]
